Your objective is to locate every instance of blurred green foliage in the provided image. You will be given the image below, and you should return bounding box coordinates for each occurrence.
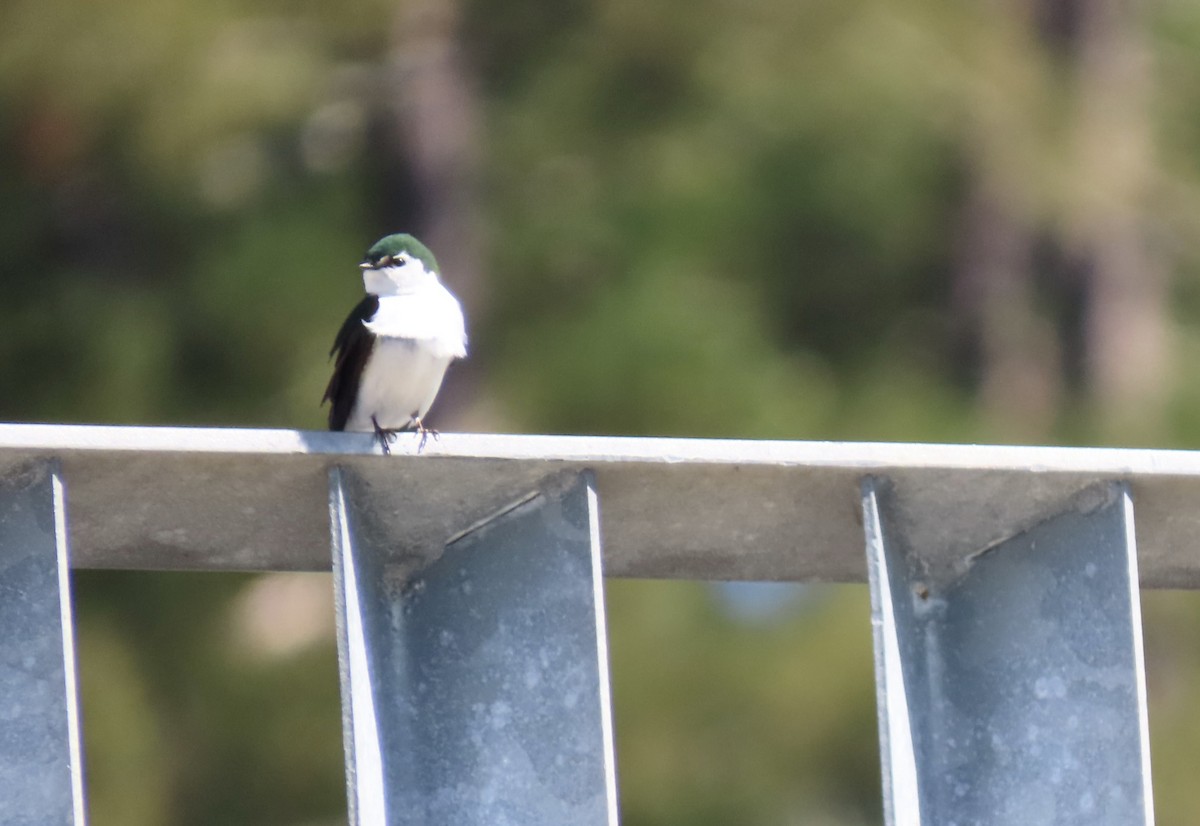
[5,0,1200,822]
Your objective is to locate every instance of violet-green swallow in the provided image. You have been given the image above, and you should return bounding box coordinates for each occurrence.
[323,233,467,454]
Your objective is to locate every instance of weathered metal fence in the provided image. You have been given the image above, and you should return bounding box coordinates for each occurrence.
[1,423,1183,824]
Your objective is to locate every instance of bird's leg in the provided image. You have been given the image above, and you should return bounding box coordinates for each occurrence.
[371,415,399,456]
[411,416,440,453]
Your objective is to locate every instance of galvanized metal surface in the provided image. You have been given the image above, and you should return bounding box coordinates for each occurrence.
[864,478,1154,825]
[0,461,87,825]
[331,468,618,826]
[1,423,1200,585]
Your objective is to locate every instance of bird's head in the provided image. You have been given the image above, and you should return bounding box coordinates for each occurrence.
[359,233,441,295]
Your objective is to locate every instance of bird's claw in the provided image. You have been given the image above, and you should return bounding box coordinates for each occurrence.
[413,418,440,453]
[371,415,399,456]
[370,415,439,455]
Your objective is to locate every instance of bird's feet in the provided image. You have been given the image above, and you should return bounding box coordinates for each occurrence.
[371,415,400,456]
[412,417,440,453]
[371,415,439,455]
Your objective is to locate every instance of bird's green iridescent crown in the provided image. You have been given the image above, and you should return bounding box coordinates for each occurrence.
[363,233,440,273]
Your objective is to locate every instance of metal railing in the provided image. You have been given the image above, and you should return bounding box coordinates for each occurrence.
[0,423,1183,825]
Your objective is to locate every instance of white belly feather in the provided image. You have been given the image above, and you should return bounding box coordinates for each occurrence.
[346,339,454,431]
[345,284,467,432]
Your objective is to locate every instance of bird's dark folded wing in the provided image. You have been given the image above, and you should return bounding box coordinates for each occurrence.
[323,295,379,431]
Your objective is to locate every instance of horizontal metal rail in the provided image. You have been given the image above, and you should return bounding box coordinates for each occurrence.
[0,423,1198,586]
[0,423,1165,824]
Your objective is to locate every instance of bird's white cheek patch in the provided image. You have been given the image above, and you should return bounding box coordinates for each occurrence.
[362,270,395,295]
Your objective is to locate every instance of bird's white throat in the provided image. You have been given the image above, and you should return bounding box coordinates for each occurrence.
[363,261,440,297]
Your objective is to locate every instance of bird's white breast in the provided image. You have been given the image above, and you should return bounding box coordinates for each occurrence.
[364,285,467,359]
[346,281,467,432]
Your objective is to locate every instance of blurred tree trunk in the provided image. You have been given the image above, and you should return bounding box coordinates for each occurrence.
[1071,0,1168,436]
[956,0,1166,440]
[953,169,1062,440]
[381,0,487,428]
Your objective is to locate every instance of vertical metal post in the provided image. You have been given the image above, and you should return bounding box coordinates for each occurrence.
[0,461,87,825]
[863,478,1153,826]
[330,468,619,826]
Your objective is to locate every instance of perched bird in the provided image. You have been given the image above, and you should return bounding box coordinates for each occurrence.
[323,233,467,454]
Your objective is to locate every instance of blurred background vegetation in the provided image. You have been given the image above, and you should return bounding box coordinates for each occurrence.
[4,0,1200,822]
